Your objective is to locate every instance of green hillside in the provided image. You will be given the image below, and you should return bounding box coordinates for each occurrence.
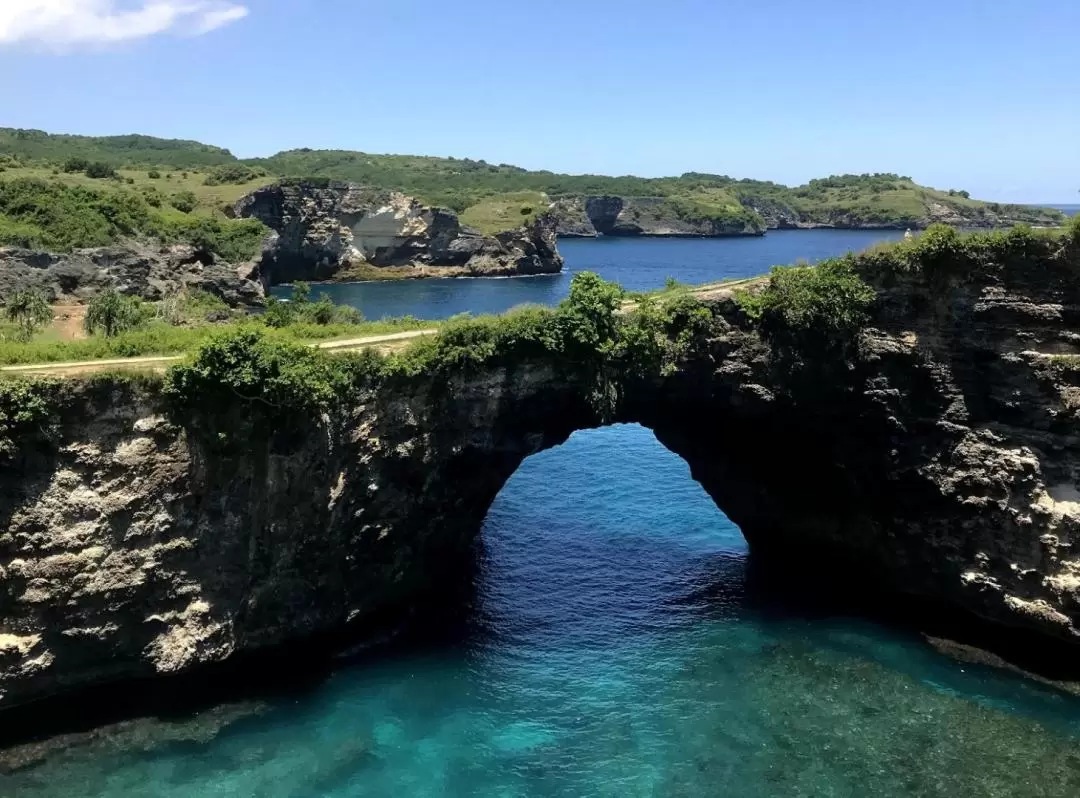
[0,128,1066,238]
[0,128,237,169]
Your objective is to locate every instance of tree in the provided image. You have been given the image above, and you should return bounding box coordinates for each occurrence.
[85,162,117,179]
[4,288,52,342]
[292,282,312,304]
[84,290,146,337]
[62,157,90,174]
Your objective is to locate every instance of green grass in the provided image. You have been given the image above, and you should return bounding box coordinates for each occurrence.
[0,316,436,366]
[0,165,273,214]
[459,191,551,234]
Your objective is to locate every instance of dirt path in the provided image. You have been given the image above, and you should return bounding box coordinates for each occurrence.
[2,279,767,379]
[0,329,439,377]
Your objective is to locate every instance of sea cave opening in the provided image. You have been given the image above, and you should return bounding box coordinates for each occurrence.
[470,422,750,651]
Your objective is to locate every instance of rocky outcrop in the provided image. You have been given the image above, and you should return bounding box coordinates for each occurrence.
[233,181,564,283]
[551,195,765,238]
[551,193,1065,236]
[0,244,265,307]
[4,232,1080,715]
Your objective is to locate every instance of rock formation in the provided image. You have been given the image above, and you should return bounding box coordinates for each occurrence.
[0,244,265,307]
[233,181,564,284]
[550,193,1064,237]
[550,195,765,238]
[3,228,1080,718]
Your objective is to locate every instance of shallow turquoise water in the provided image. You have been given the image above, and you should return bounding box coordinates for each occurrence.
[8,425,1080,797]
[272,229,907,319]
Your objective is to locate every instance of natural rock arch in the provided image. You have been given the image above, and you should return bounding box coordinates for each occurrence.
[4,227,1080,719]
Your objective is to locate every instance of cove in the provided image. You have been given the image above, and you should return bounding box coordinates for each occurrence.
[5,426,1080,796]
[271,229,907,319]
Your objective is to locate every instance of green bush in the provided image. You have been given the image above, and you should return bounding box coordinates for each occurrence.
[162,328,366,443]
[203,164,261,186]
[169,190,198,213]
[84,290,151,337]
[62,157,90,173]
[737,258,875,350]
[162,215,266,262]
[0,178,155,250]
[85,161,117,179]
[148,170,161,179]
[0,377,61,459]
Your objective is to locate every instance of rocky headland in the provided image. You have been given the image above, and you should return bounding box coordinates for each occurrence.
[549,192,1066,238]
[0,243,265,308]
[232,180,564,285]
[2,223,1080,722]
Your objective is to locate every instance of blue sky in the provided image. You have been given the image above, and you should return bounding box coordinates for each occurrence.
[1,0,1077,202]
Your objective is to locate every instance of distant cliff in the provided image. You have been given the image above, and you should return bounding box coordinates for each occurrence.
[233,181,563,284]
[549,185,1066,238]
[551,196,765,237]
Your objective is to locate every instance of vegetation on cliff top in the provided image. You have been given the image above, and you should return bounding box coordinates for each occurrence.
[0,178,267,260]
[0,283,430,365]
[0,128,235,169]
[163,272,719,444]
[0,128,1063,237]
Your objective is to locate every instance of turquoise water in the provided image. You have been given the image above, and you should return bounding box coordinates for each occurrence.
[7,425,1080,796]
[272,229,907,318]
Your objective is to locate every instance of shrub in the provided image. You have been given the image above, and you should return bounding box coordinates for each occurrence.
[0,377,61,459]
[62,157,90,174]
[262,296,294,328]
[0,179,154,251]
[148,170,161,179]
[162,328,364,444]
[3,288,52,342]
[162,215,266,262]
[203,164,261,186]
[85,161,117,179]
[737,258,875,351]
[169,191,198,213]
[84,290,150,337]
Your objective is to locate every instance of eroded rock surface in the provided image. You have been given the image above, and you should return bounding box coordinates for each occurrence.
[3,237,1080,714]
[233,181,563,283]
[0,244,265,307]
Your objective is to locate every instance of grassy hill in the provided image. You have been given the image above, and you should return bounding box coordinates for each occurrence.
[0,128,1066,239]
[0,128,237,169]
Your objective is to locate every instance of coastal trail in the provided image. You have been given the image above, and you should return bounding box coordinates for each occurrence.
[0,328,440,377]
[0,278,766,378]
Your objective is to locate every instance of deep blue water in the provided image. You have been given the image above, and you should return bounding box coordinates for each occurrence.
[7,425,1080,796]
[10,233,1080,795]
[272,229,907,319]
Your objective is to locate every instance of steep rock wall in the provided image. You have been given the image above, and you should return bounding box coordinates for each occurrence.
[4,233,1080,713]
[233,181,564,283]
[0,244,265,307]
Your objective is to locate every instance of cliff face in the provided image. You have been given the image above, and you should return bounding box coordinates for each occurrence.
[551,194,1065,237]
[234,181,564,283]
[0,244,265,307]
[3,232,1080,712]
[551,196,765,238]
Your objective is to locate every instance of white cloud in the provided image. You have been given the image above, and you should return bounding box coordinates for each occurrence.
[0,0,250,47]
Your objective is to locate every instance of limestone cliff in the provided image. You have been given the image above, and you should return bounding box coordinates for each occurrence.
[550,193,1064,237]
[551,195,765,238]
[0,244,265,307]
[233,181,564,283]
[4,228,1080,716]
